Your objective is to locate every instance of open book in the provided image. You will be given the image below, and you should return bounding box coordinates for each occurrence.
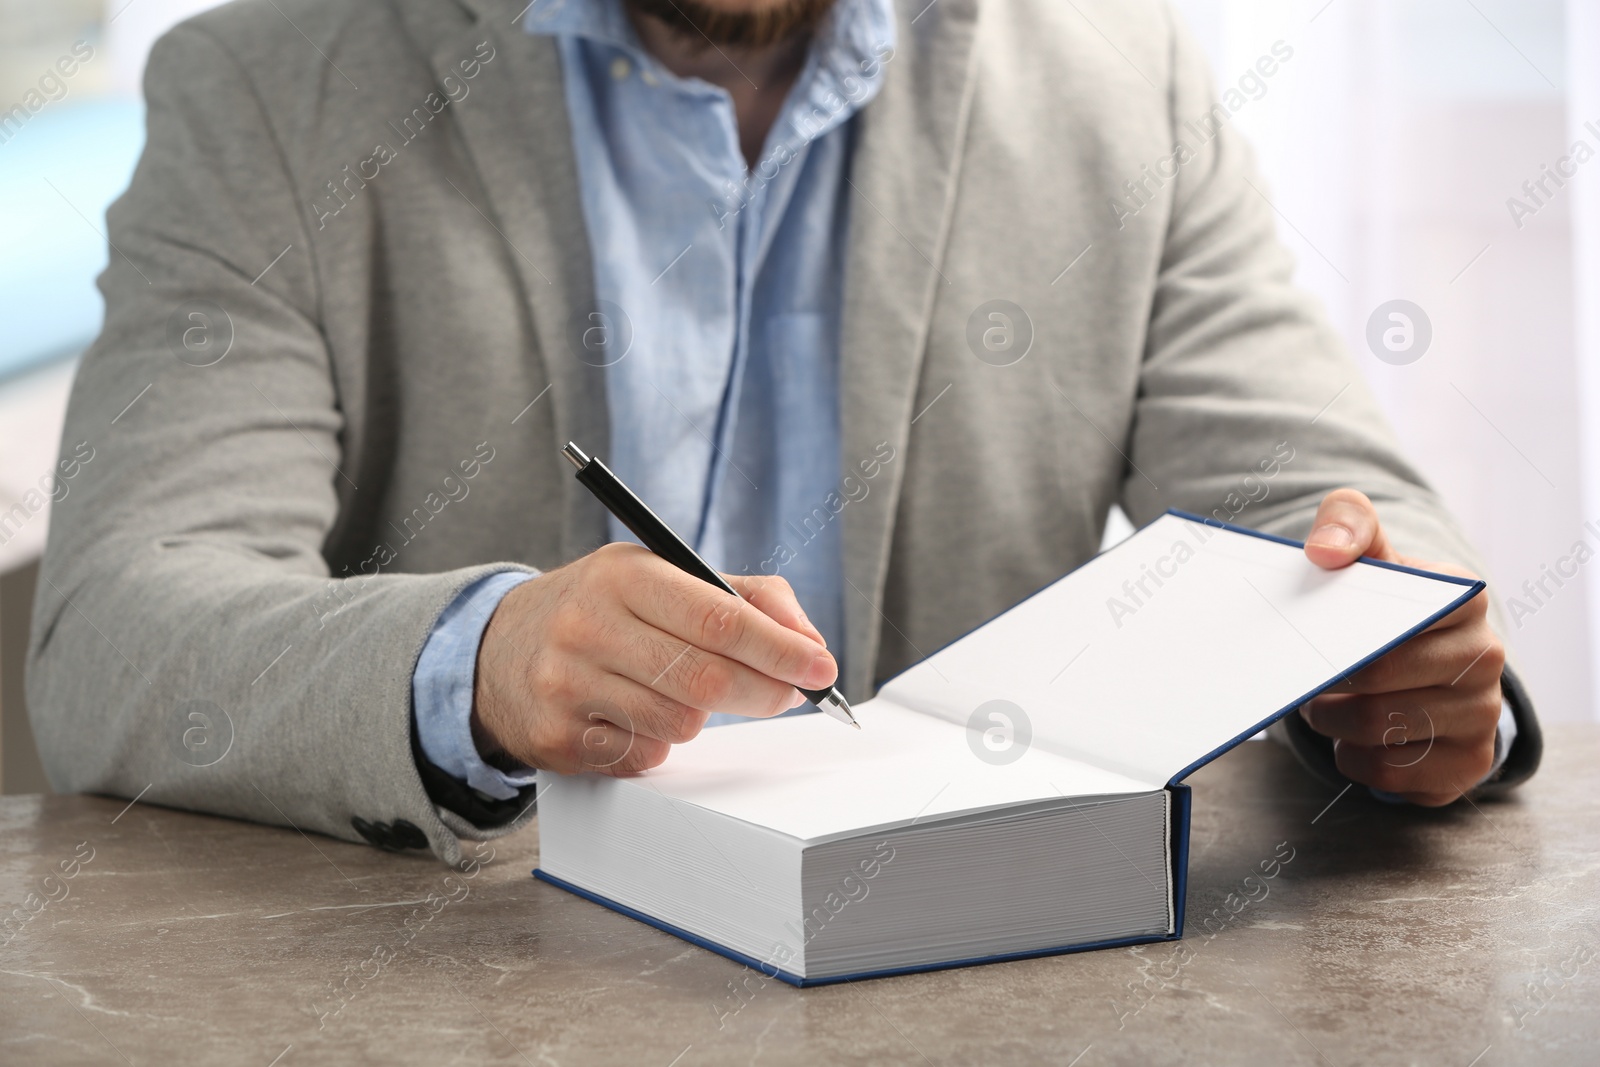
[535,511,1483,985]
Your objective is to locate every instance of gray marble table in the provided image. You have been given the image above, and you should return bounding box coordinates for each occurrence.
[2,726,1597,1066]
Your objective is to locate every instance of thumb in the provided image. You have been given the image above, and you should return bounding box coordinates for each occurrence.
[1304,488,1397,569]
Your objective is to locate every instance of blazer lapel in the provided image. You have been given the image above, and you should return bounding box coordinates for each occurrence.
[431,2,609,559]
[838,0,981,697]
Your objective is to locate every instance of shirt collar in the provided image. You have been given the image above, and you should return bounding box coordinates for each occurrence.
[522,0,898,141]
[522,0,638,50]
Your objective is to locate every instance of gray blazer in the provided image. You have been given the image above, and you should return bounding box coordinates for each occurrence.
[27,0,1537,865]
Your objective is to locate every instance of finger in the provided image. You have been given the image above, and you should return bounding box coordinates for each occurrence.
[568,715,671,777]
[1301,689,1498,745]
[726,572,826,647]
[602,616,808,718]
[1304,488,1396,569]
[1333,737,1495,802]
[1389,557,1488,635]
[566,678,710,747]
[507,694,664,776]
[1323,625,1503,695]
[623,560,837,691]
[1420,584,1489,635]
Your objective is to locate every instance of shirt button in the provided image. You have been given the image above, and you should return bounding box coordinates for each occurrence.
[610,56,631,81]
[641,67,658,87]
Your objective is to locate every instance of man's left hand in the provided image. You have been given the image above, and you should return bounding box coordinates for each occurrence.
[1298,488,1506,805]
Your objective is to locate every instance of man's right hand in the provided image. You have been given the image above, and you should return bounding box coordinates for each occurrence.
[471,543,838,776]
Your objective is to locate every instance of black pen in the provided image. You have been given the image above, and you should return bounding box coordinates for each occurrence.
[562,442,859,729]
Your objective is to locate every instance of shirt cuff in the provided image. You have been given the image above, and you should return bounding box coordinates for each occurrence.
[413,570,540,801]
[1368,696,1518,804]
[1488,694,1518,779]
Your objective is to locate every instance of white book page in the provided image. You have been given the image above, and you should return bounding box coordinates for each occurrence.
[879,513,1479,786]
[619,700,1158,845]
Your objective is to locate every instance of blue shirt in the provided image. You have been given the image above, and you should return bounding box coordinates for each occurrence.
[412,0,896,798]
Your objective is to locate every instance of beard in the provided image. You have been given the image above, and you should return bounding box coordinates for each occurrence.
[623,0,839,48]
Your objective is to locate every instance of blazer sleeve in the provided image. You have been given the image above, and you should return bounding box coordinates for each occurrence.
[1117,11,1540,789]
[24,24,536,865]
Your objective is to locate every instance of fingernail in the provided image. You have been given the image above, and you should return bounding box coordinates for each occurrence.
[803,652,838,689]
[1308,524,1354,549]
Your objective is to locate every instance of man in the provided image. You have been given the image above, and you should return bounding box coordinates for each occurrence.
[28,0,1538,867]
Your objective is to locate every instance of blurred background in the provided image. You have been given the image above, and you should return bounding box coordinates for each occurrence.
[0,0,1595,793]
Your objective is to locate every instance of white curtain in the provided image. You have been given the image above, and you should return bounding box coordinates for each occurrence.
[1569,0,1600,722]
[100,0,224,93]
[1170,0,1593,722]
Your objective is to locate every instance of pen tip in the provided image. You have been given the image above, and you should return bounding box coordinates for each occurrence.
[820,691,859,729]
